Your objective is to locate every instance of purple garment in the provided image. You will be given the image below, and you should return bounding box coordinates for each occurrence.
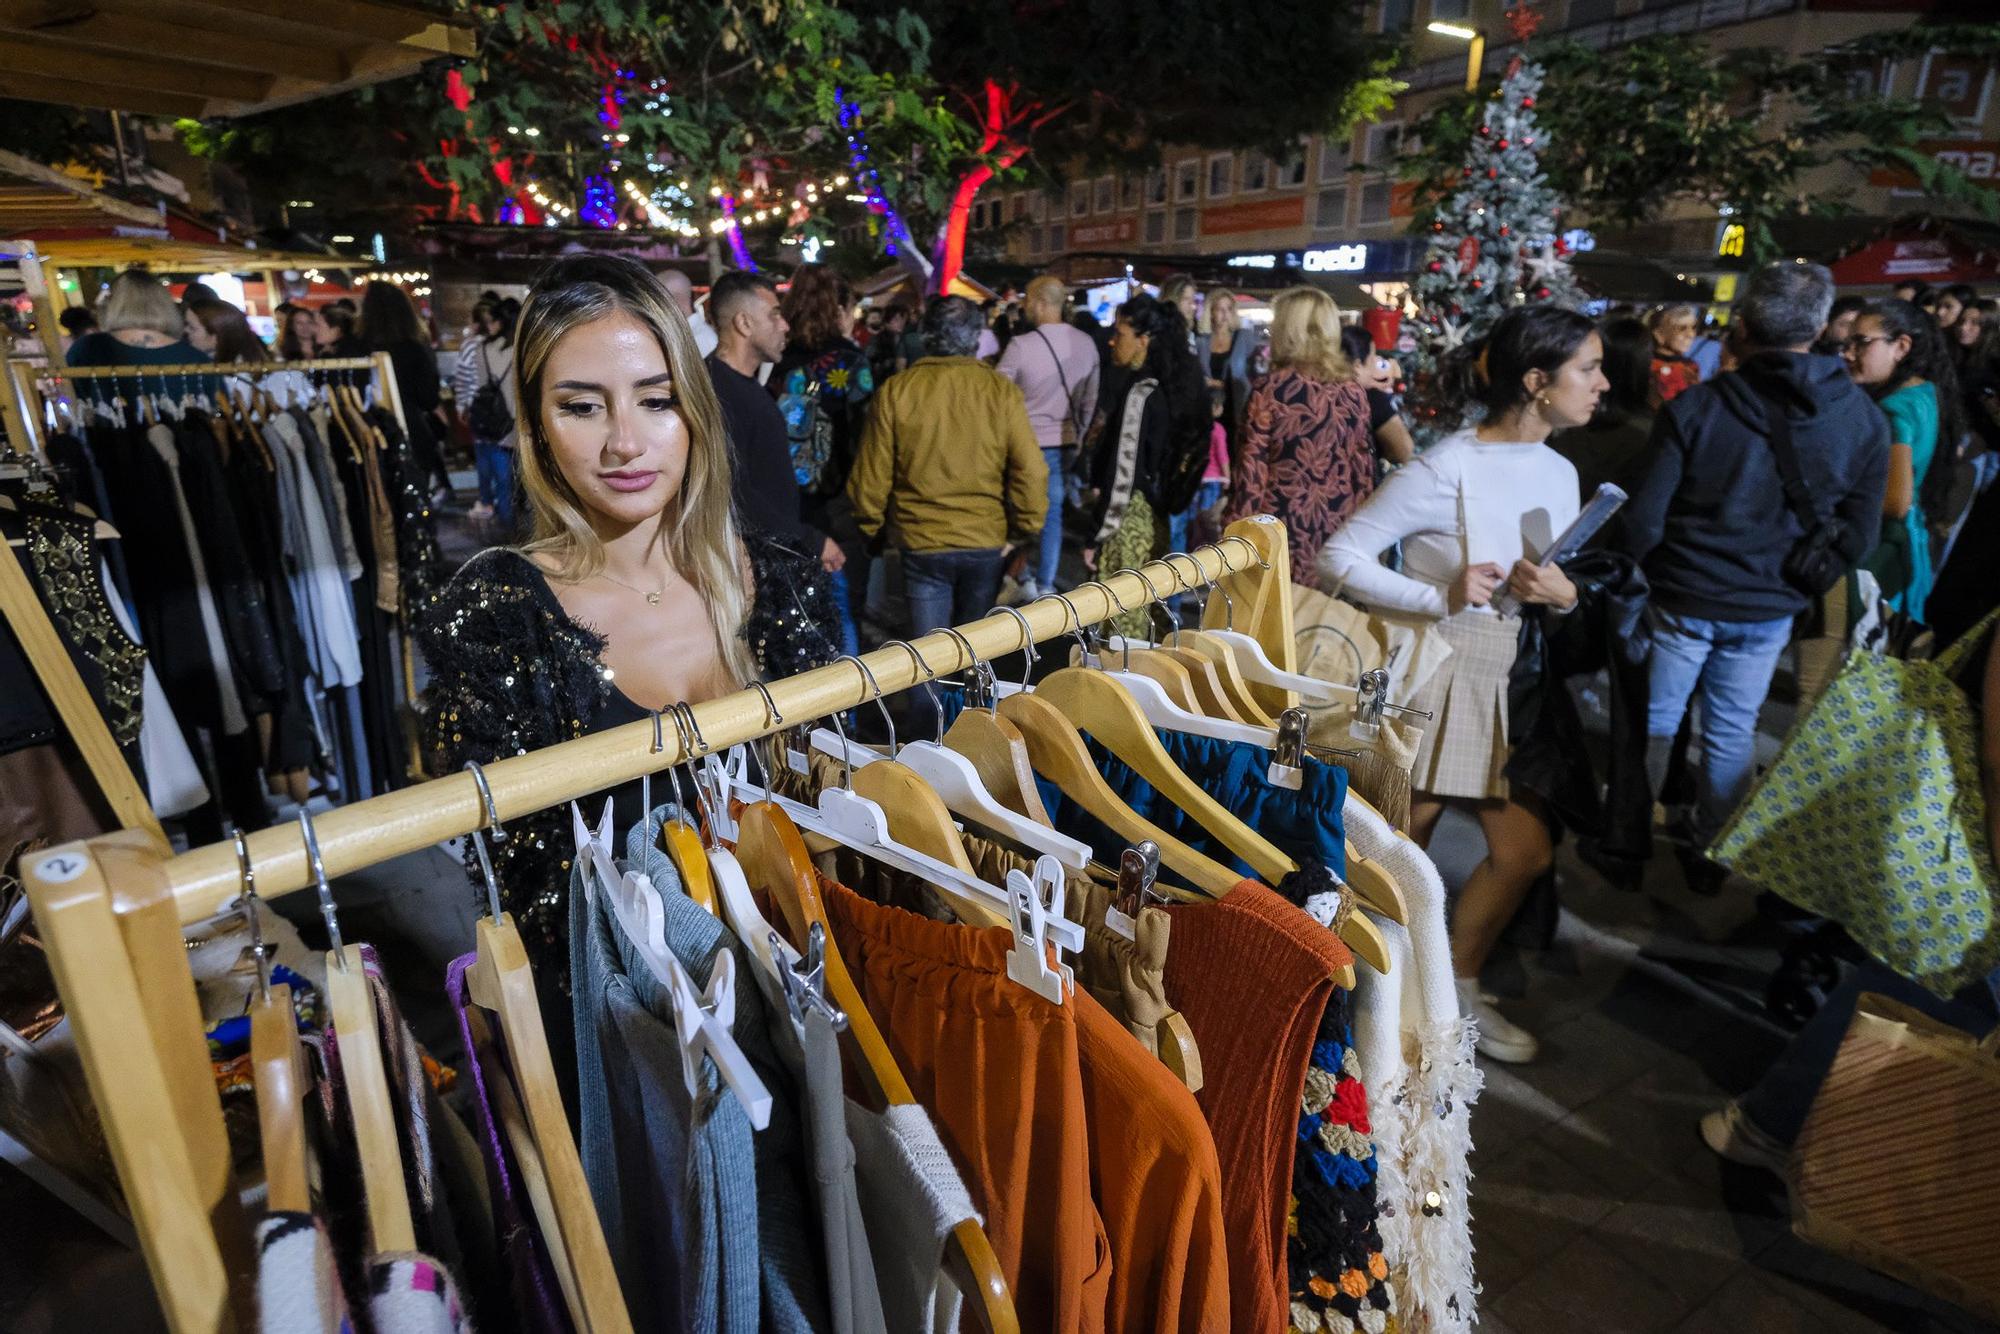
[445,951,572,1334]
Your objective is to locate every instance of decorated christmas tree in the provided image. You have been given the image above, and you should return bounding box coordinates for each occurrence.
[1409,12,1582,366]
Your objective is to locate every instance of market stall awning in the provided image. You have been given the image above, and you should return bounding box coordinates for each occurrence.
[7,234,375,274]
[0,148,161,232]
[1825,215,2000,289]
[0,0,475,119]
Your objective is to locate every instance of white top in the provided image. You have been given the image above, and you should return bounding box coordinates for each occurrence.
[1317,428,1579,619]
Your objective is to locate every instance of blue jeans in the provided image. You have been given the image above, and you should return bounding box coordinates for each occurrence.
[1034,446,1071,592]
[1644,607,1793,845]
[474,440,514,525]
[825,568,860,657]
[1742,960,2000,1145]
[902,548,1005,636]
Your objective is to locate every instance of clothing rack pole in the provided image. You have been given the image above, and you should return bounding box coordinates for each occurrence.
[164,537,1259,926]
[44,357,386,379]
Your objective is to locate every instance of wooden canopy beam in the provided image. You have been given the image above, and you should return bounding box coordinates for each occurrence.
[0,36,274,107]
[0,1,345,82]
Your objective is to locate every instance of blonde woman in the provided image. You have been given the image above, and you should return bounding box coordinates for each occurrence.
[1202,287,1258,442]
[66,269,209,399]
[1223,286,1374,584]
[421,254,840,968]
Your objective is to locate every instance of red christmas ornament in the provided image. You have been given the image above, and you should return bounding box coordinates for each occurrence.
[1487,168,1499,179]
[1463,166,1474,177]
[1428,260,1444,273]
[1471,279,1485,289]
[445,67,473,112]
[1523,95,1536,108]
[1497,139,1510,150]
[1457,236,1481,268]
[1477,124,1491,137]
[1499,225,1511,237]
[1536,286,1552,298]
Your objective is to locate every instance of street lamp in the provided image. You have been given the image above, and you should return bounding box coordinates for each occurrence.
[1428,21,1485,93]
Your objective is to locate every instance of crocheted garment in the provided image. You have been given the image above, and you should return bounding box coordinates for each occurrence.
[1279,865,1397,1334]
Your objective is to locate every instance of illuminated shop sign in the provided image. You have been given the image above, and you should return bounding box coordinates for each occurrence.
[1301,243,1368,272]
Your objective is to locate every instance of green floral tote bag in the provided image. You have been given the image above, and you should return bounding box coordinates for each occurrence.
[1711,609,2000,996]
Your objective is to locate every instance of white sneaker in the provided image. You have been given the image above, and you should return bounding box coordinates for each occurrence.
[1456,977,1539,1064]
[1699,1101,1790,1175]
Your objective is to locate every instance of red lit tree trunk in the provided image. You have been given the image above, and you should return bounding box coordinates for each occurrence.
[934,79,1067,293]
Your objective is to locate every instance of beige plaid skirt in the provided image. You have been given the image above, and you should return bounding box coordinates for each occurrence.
[1410,608,1521,801]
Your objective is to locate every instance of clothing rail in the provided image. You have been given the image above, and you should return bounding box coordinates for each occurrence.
[20,351,411,443]
[162,531,1271,926]
[16,521,1280,1334]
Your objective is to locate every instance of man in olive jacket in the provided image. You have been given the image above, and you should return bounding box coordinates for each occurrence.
[848,295,1048,636]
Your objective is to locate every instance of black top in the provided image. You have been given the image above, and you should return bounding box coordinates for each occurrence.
[419,532,840,976]
[705,352,819,552]
[377,338,441,421]
[1621,351,1890,622]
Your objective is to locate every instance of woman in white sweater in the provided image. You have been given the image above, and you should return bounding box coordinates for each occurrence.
[1319,306,1607,1063]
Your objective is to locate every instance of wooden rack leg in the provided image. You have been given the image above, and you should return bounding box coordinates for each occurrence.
[22,831,241,1334]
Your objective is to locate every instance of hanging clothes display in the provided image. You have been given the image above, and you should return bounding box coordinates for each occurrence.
[24,522,1485,1334]
[14,361,440,836]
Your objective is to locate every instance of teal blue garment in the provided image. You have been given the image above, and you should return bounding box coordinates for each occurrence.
[568,804,830,1334]
[1876,381,1938,623]
[1031,726,1349,884]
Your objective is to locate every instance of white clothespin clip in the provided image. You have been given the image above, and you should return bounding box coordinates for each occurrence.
[1005,855,1075,1004]
[1269,707,1309,791]
[571,797,772,1129]
[665,949,772,1128]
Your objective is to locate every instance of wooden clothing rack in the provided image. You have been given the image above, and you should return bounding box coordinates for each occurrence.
[18,527,1284,1334]
[8,352,411,459]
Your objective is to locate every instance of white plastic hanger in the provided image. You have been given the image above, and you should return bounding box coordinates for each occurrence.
[571,799,773,1129]
[1004,856,1075,1004]
[709,738,1084,981]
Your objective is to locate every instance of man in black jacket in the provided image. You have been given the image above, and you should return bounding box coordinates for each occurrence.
[1622,260,1889,871]
[703,270,841,577]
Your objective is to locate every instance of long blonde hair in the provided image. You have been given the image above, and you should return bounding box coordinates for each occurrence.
[1268,285,1349,382]
[99,269,181,337]
[512,255,754,684]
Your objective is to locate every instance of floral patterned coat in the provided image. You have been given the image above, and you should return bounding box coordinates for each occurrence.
[1227,368,1377,586]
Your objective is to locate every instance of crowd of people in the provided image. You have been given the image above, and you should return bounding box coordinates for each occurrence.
[57,252,1991,1159]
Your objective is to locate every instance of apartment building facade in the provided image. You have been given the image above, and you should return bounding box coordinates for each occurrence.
[950,0,2000,302]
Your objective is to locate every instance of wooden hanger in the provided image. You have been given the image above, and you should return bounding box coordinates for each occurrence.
[233,834,311,1216]
[1203,518,1300,718]
[322,944,413,1250]
[733,798,1019,1334]
[467,1004,585,1319]
[1119,646,1200,712]
[294,807,415,1254]
[462,770,633,1334]
[1170,630,1277,725]
[1030,668,1390,974]
[994,690,1238,896]
[1033,667,1294,881]
[935,627,1057,827]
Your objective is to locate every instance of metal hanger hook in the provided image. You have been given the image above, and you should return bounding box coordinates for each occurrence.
[986,604,1041,690]
[462,761,507,922]
[1081,579,1134,670]
[1194,543,1236,628]
[1042,590,1097,667]
[643,708,665,819]
[839,653,897,760]
[667,705,715,843]
[232,828,271,1003]
[1128,563,1181,638]
[1222,531,1269,571]
[297,807,345,967]
[937,625,998,711]
[748,679,785,731]
[676,700,712,755]
[886,640,944,745]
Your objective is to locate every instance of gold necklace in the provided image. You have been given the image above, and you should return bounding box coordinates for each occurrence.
[596,569,664,605]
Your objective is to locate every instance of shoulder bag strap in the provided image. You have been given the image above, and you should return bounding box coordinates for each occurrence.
[1034,327,1085,444]
[1751,381,1826,529]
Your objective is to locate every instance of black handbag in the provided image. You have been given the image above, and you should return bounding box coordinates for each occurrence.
[1757,384,1848,597]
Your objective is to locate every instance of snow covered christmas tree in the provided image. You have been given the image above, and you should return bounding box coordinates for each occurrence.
[1409,38,1583,363]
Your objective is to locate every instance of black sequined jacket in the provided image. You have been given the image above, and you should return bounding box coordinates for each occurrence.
[417,531,839,969]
